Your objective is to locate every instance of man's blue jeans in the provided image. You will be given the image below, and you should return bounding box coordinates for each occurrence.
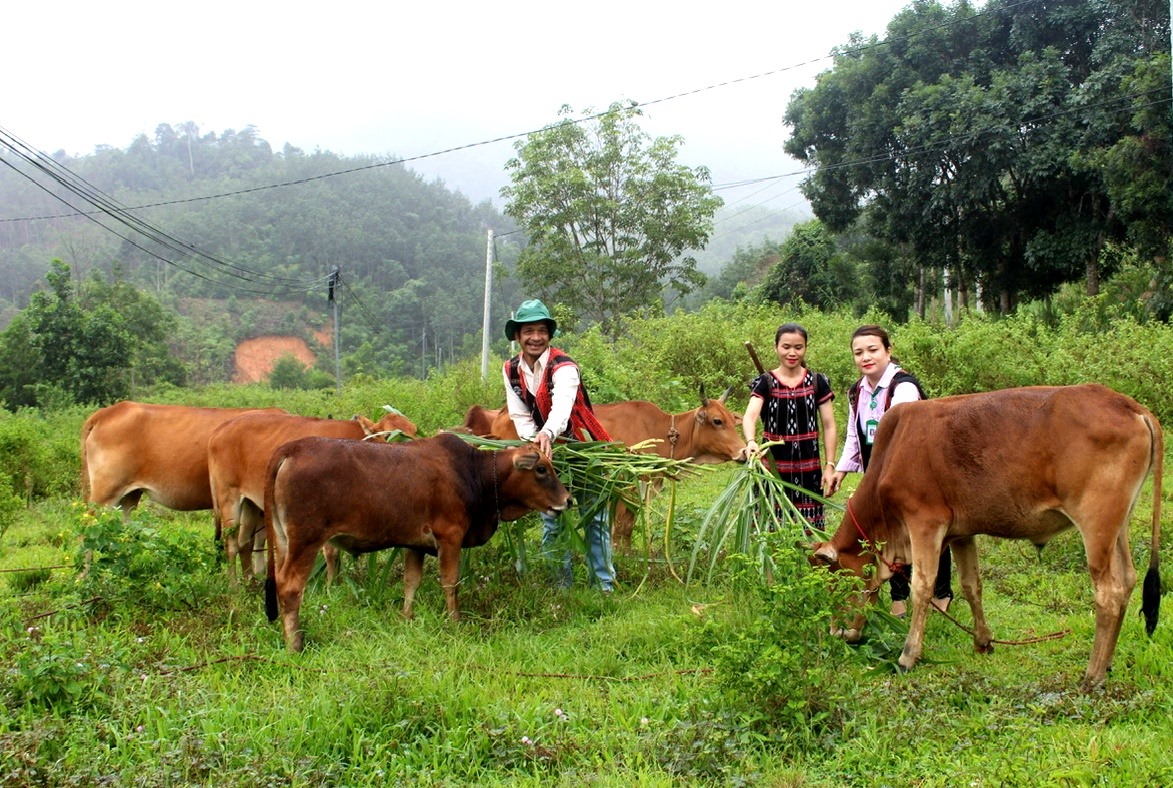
[540,506,614,592]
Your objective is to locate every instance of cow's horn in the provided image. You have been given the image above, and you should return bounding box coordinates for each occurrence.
[718,385,733,404]
[699,383,709,406]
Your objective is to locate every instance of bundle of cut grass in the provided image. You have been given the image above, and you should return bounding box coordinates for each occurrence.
[453,433,702,565]
[687,441,840,584]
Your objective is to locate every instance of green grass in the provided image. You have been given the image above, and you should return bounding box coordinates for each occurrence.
[1,457,1171,786]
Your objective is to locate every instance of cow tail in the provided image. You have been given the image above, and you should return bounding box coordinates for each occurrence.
[1141,412,1163,636]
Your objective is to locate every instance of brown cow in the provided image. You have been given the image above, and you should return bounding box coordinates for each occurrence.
[460,405,502,436]
[208,410,418,582]
[811,384,1163,688]
[263,432,571,651]
[81,401,285,512]
[477,386,745,548]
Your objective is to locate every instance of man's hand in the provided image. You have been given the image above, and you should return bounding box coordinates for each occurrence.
[532,431,553,459]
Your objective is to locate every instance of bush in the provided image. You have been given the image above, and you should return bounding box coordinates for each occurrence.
[72,505,219,611]
[0,408,83,501]
[690,537,864,750]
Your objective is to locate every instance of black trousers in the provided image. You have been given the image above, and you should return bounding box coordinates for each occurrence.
[890,547,953,602]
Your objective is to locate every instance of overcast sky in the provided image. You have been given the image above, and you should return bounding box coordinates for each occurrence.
[5,1,916,214]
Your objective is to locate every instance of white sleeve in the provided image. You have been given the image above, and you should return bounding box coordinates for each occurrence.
[890,381,922,406]
[503,365,540,440]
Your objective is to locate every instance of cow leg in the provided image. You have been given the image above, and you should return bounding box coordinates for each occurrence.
[402,549,425,620]
[250,521,267,578]
[1082,520,1138,688]
[436,540,463,621]
[275,543,319,653]
[323,544,340,585]
[237,501,265,584]
[221,505,242,585]
[950,537,993,653]
[898,528,946,673]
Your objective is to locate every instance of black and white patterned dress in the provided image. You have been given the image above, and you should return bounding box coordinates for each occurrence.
[749,369,834,529]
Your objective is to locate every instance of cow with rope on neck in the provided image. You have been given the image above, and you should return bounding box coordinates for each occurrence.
[811,384,1162,689]
[263,432,570,652]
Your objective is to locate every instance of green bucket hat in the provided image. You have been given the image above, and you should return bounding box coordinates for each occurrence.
[504,299,558,341]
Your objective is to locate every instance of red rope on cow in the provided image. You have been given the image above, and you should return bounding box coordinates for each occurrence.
[846,498,904,573]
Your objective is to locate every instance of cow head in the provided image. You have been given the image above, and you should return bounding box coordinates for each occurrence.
[359,411,419,441]
[496,449,571,520]
[691,384,746,464]
[809,540,881,641]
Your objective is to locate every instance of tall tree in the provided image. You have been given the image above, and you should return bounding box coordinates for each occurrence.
[24,260,132,406]
[502,102,722,336]
[784,0,1171,314]
[759,220,860,310]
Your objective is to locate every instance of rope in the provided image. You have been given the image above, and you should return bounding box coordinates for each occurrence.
[931,603,1072,646]
[846,498,905,573]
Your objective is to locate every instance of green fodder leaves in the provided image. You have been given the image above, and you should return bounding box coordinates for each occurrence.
[687,446,826,585]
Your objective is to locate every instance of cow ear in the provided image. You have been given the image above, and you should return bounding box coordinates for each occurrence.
[513,451,540,470]
[813,544,838,565]
[357,415,377,435]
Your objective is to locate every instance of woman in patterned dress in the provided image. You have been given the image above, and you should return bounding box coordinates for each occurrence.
[741,323,837,532]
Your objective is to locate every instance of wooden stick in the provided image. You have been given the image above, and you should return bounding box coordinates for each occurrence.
[744,341,765,375]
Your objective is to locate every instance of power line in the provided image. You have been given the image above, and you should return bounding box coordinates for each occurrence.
[0,127,328,296]
[1,1,1047,226]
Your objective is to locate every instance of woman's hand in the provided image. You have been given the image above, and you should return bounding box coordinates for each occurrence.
[823,467,845,496]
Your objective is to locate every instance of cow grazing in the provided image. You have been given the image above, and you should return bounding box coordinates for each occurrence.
[208,410,418,582]
[811,384,1163,688]
[81,401,285,513]
[468,386,746,548]
[264,433,571,652]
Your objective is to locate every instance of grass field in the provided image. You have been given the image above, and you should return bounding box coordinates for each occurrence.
[1,459,1170,786]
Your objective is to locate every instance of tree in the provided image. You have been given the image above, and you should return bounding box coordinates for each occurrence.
[22,260,133,406]
[759,220,860,310]
[502,102,723,337]
[784,0,1171,314]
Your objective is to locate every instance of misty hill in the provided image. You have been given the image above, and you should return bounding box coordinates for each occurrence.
[0,123,788,378]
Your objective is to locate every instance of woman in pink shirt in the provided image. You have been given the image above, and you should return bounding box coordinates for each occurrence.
[827,324,953,616]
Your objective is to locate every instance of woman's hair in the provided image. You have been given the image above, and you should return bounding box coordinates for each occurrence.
[775,322,808,345]
[850,324,890,350]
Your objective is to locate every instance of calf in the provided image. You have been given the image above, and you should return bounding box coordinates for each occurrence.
[208,410,417,582]
[264,433,570,651]
[812,384,1162,688]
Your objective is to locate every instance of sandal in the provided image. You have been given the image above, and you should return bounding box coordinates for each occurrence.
[931,596,953,614]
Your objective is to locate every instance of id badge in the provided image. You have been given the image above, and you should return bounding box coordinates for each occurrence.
[864,418,879,445]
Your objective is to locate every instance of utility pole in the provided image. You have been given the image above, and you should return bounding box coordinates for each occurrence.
[480,228,493,380]
[328,266,341,394]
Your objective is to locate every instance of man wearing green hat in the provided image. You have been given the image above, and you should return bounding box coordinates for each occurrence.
[502,299,615,591]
